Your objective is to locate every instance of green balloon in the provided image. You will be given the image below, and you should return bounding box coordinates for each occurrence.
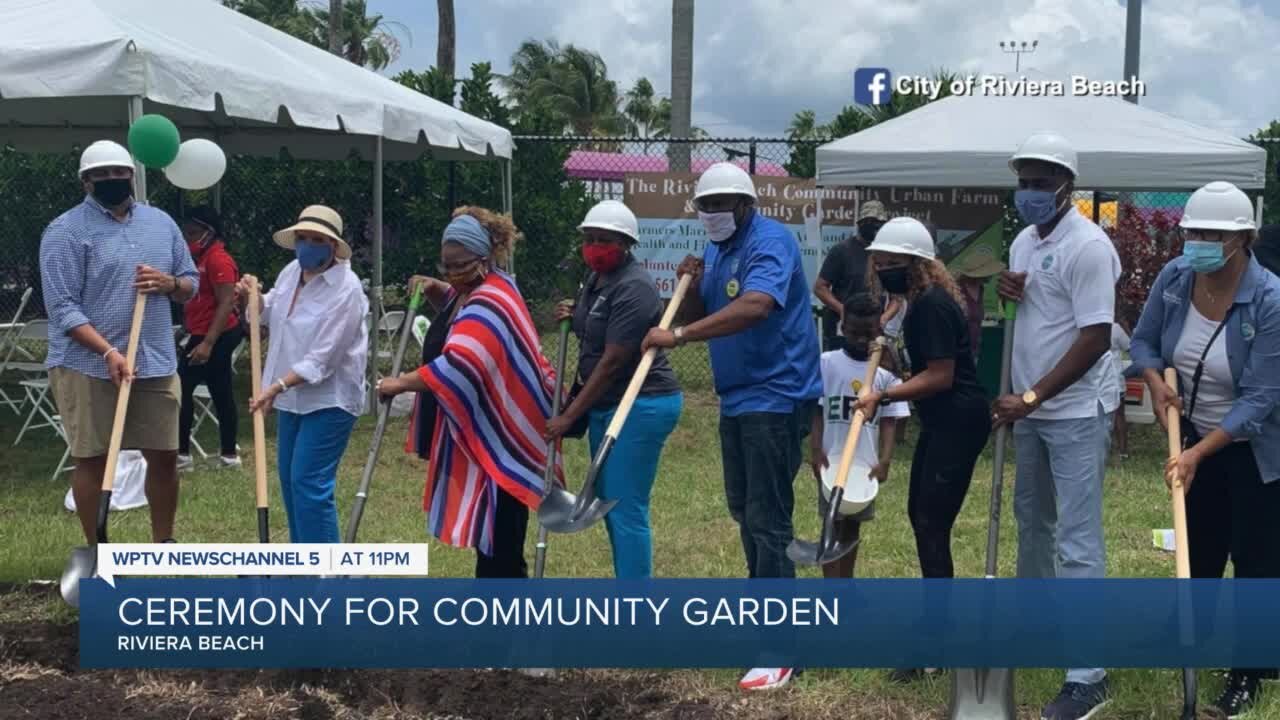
[127,114,181,169]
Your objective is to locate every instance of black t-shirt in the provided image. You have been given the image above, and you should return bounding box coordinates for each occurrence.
[1256,225,1280,277]
[572,255,680,406]
[902,285,988,426]
[818,240,869,339]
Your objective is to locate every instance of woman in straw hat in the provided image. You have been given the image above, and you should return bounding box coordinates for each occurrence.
[378,207,561,578]
[238,205,369,543]
[950,244,1006,362]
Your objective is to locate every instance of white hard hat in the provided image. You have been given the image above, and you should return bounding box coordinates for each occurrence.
[1009,131,1078,178]
[79,140,134,176]
[693,162,757,201]
[1180,181,1256,232]
[866,217,936,260]
[578,200,639,242]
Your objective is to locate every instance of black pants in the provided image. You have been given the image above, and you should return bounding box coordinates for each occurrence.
[178,327,243,456]
[720,405,810,579]
[475,485,530,578]
[908,407,991,578]
[1186,441,1280,681]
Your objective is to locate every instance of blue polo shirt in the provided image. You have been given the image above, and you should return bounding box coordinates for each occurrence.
[700,210,822,416]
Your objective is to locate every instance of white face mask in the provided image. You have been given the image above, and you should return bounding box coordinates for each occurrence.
[698,211,738,243]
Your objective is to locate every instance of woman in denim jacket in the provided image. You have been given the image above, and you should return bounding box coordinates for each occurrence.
[1129,182,1280,717]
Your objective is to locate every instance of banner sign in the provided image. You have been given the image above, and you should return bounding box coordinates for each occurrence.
[80,578,1280,669]
[623,173,1007,310]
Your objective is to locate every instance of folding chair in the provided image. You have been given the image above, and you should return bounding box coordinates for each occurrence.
[13,375,58,446]
[0,288,35,414]
[3,319,49,422]
[368,310,405,376]
[50,413,74,481]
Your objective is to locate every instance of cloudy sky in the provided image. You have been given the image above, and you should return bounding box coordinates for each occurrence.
[368,0,1280,139]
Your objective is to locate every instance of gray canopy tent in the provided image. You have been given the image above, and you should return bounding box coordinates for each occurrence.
[0,0,515,402]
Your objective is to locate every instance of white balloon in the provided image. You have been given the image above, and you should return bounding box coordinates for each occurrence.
[164,139,227,190]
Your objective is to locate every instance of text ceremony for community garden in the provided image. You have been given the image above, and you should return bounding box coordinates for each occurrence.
[4,1,1280,719]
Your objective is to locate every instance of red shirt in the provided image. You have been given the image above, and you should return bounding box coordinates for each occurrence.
[184,241,240,336]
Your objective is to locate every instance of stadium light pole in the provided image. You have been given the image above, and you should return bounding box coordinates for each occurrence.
[999,40,1038,72]
[1123,0,1142,104]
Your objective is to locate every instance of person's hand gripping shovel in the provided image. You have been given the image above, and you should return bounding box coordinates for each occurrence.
[787,337,885,566]
[60,291,146,608]
[538,273,693,533]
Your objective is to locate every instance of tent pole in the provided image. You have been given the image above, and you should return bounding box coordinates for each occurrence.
[815,190,825,352]
[211,182,222,213]
[1257,196,1265,227]
[370,136,384,412]
[503,158,515,276]
[128,97,148,203]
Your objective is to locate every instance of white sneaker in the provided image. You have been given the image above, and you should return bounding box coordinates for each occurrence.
[738,667,793,691]
[218,455,242,468]
[176,454,193,471]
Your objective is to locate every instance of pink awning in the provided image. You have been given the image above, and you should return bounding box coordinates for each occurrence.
[564,150,790,182]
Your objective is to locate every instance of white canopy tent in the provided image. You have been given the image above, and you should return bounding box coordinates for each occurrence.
[815,87,1266,191]
[0,0,515,405]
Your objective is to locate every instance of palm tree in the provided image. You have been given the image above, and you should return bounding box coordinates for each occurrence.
[668,0,694,170]
[223,0,310,41]
[437,0,456,81]
[503,40,625,136]
[305,0,409,70]
[624,77,658,137]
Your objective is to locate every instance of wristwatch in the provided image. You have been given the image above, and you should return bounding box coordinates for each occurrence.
[878,395,893,407]
[673,326,686,346]
[1021,390,1040,409]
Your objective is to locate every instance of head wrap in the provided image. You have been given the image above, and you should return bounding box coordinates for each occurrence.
[442,214,491,257]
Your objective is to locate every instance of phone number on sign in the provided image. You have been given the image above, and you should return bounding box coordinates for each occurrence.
[654,276,680,295]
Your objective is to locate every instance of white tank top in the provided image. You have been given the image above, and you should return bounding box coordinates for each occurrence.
[1172,302,1236,438]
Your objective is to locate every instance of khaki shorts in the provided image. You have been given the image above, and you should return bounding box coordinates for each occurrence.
[49,368,180,458]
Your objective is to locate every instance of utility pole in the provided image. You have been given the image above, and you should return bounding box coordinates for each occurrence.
[999,40,1037,72]
[1123,0,1142,104]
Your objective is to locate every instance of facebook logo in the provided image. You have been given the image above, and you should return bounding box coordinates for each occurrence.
[855,68,892,106]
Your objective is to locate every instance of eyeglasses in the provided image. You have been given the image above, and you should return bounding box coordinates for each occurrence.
[1179,227,1228,244]
[436,257,483,275]
[693,196,742,214]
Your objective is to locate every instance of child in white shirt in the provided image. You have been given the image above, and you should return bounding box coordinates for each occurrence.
[810,293,910,578]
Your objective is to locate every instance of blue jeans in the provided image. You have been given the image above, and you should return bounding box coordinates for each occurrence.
[1013,402,1111,685]
[720,405,810,579]
[588,392,683,578]
[276,407,358,543]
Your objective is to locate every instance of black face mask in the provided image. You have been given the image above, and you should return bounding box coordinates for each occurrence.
[877,266,910,294]
[843,343,870,362]
[858,222,881,244]
[92,178,132,207]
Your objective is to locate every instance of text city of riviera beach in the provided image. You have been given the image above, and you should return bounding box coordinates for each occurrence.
[894,74,1147,100]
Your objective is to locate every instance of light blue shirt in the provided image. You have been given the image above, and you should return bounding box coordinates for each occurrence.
[39,196,198,380]
[1130,254,1280,482]
[700,210,822,416]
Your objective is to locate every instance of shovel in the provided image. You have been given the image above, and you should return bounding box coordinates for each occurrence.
[520,319,573,680]
[539,273,692,533]
[247,278,270,544]
[948,303,1017,720]
[1163,367,1198,720]
[344,282,425,544]
[60,291,147,608]
[787,337,885,567]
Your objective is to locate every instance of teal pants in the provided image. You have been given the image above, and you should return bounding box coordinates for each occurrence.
[587,392,683,578]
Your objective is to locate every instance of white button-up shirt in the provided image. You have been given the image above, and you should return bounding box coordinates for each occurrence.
[261,260,369,417]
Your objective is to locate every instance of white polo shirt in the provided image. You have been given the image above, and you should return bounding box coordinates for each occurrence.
[1009,208,1121,421]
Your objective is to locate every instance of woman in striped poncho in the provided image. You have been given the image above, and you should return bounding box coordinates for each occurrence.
[377,208,562,577]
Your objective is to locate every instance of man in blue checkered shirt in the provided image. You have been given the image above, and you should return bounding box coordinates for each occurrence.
[40,140,199,545]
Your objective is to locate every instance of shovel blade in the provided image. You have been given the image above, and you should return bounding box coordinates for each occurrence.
[785,537,859,567]
[536,486,582,530]
[60,545,97,609]
[540,495,617,534]
[948,668,1016,720]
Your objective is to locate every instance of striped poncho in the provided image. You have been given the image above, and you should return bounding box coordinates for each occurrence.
[408,271,563,555]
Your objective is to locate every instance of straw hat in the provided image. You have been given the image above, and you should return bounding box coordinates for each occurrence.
[273,205,351,260]
[951,245,1006,278]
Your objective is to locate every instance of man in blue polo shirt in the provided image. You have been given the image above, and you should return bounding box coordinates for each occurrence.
[644,162,821,691]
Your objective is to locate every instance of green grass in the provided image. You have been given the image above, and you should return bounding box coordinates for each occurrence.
[0,336,1274,718]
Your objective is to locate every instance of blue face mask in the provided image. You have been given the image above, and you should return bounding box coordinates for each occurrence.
[296,240,332,271]
[1183,239,1233,274]
[1014,185,1067,226]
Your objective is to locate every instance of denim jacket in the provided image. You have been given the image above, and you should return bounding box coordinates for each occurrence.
[1130,255,1280,482]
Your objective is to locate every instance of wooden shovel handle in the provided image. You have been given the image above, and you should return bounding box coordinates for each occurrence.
[602,273,694,439]
[1164,368,1191,579]
[248,278,269,511]
[830,338,887,493]
[101,292,147,493]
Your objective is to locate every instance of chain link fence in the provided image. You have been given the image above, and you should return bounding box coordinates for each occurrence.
[2,136,1276,393]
